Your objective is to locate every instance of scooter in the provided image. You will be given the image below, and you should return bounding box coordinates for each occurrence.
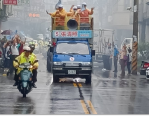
[17,63,33,98]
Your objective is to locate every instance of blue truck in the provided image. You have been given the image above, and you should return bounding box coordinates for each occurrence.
[47,19,95,84]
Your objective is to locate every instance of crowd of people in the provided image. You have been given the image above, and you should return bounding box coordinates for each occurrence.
[102,43,132,78]
[2,35,26,73]
[119,44,132,77]
[0,34,39,88]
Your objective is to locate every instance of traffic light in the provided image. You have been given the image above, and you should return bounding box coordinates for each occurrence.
[28,13,40,18]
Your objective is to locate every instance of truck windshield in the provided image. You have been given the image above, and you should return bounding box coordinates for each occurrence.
[56,43,89,55]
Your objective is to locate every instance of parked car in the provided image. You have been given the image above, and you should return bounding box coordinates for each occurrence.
[140,60,149,75]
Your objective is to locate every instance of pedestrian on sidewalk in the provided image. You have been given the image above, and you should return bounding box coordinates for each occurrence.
[10,36,19,74]
[119,44,127,77]
[113,45,119,72]
[102,42,112,71]
[3,41,11,69]
[127,46,132,75]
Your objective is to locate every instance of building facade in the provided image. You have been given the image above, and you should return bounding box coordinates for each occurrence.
[99,0,133,46]
[138,0,149,43]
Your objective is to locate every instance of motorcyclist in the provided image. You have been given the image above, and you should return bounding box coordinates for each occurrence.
[13,46,39,88]
[29,44,38,88]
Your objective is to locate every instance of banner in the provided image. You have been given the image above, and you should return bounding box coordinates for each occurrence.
[3,0,17,5]
[53,30,93,39]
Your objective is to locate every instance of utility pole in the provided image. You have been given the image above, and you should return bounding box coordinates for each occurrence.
[132,0,139,75]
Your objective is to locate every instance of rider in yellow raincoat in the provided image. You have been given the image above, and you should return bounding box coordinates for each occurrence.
[13,46,39,87]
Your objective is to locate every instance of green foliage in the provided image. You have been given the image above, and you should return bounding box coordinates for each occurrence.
[138,42,149,60]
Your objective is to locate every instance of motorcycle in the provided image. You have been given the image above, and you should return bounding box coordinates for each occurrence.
[17,63,33,98]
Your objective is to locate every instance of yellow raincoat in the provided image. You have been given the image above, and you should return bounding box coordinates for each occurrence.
[50,9,67,26]
[79,9,93,23]
[13,52,39,75]
[67,8,80,24]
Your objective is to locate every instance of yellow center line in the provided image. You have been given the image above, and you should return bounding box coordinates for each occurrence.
[87,100,97,114]
[78,83,82,87]
[73,83,82,87]
[3,74,7,76]
[73,83,77,87]
[80,100,89,114]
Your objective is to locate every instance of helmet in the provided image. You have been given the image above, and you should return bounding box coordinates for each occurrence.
[73,6,77,10]
[82,2,87,5]
[29,44,35,50]
[77,5,81,9]
[58,4,63,8]
[23,46,31,51]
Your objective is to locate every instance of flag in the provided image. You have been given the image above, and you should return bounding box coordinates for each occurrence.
[55,0,61,10]
[81,5,85,12]
[10,30,17,39]
[6,35,11,40]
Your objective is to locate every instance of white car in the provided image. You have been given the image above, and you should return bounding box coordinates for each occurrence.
[146,67,149,80]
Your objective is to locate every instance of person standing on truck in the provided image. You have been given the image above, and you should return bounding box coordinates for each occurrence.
[47,4,67,30]
[77,5,81,11]
[78,2,94,30]
[113,45,119,72]
[68,6,80,24]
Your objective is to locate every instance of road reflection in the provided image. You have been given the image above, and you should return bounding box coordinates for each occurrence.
[13,97,35,114]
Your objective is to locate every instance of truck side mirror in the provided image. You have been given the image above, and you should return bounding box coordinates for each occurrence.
[92,50,95,56]
[50,47,54,52]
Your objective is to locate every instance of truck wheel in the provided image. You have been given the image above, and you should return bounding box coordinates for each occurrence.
[53,74,59,83]
[86,75,91,84]
[47,60,51,72]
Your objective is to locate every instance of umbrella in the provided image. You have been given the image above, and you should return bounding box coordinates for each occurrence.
[1,30,12,35]
[81,5,86,12]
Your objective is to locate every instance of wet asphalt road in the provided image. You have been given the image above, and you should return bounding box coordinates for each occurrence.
[1,54,149,114]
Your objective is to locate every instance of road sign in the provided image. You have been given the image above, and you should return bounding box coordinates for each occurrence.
[3,0,17,5]
[17,0,30,5]
[53,30,93,39]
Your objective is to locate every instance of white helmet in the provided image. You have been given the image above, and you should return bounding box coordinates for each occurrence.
[58,4,63,8]
[73,6,77,10]
[77,5,81,9]
[82,2,87,5]
[23,46,31,51]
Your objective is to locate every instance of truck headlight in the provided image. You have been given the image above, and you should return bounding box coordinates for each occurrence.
[53,62,63,65]
[82,62,91,66]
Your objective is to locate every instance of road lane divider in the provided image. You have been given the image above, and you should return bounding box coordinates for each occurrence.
[74,81,91,114]
[3,74,7,76]
[73,83,82,87]
[87,100,97,114]
[80,100,90,114]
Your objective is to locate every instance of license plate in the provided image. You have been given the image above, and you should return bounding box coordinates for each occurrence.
[68,70,76,74]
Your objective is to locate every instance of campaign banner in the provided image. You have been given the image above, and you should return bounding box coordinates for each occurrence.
[53,30,93,39]
[3,0,17,5]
